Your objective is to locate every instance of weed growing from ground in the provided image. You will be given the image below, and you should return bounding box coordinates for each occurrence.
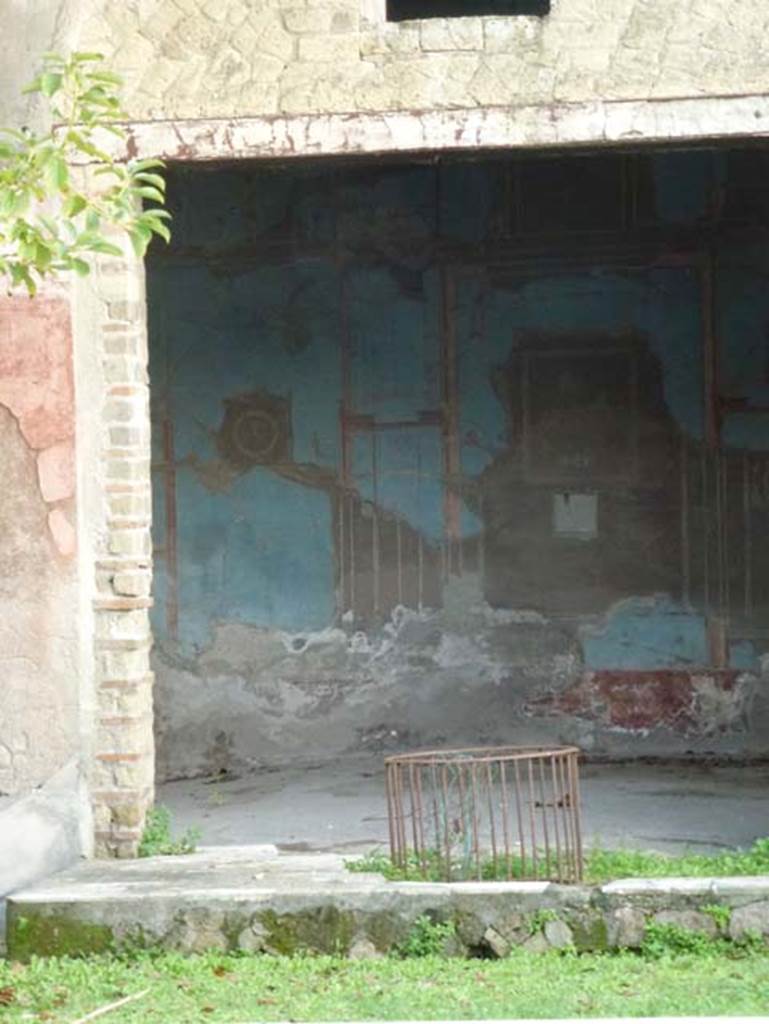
[395,915,457,958]
[347,837,769,883]
[641,921,717,959]
[528,909,560,935]
[137,806,200,858]
[700,903,732,931]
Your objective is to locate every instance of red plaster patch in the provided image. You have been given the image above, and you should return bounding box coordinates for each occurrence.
[37,440,75,503]
[47,508,76,558]
[0,296,74,450]
[529,669,741,734]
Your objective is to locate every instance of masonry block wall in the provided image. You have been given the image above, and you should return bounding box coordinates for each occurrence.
[88,245,155,857]
[3,2,769,132]
[72,1,769,123]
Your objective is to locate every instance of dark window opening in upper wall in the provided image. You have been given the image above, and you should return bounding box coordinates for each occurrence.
[387,0,550,21]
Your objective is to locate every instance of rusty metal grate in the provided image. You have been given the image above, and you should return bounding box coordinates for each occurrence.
[385,745,583,883]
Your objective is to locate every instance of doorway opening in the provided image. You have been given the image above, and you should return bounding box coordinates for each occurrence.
[146,144,769,844]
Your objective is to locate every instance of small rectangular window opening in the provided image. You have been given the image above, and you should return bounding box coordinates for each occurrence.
[387,0,550,20]
[553,493,598,541]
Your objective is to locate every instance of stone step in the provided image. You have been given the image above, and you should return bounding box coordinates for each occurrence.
[7,845,769,959]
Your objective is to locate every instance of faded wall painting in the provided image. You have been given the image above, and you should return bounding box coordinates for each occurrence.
[148,150,769,780]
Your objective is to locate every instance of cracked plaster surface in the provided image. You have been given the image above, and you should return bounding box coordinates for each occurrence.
[0,405,80,794]
[0,292,80,795]
[0,295,76,557]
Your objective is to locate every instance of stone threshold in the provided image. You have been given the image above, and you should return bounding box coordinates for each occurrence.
[7,845,769,959]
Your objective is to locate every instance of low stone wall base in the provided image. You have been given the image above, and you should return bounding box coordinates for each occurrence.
[7,847,769,959]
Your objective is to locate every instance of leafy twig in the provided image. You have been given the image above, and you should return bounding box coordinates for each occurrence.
[0,51,170,295]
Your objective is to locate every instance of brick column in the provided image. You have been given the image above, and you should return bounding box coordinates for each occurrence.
[88,241,155,858]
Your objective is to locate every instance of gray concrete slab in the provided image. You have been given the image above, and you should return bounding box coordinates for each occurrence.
[0,760,89,953]
[159,758,769,855]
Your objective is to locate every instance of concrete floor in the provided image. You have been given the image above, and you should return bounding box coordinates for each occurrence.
[160,758,769,855]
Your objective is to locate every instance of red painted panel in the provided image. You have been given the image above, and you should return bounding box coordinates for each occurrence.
[530,669,742,733]
[0,295,74,450]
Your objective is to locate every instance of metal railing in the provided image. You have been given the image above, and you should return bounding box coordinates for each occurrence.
[385,745,583,882]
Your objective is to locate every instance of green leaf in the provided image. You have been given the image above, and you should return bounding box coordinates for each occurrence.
[64,194,88,218]
[43,154,68,192]
[88,240,123,256]
[133,172,166,190]
[145,219,171,243]
[135,185,165,203]
[4,188,31,216]
[70,257,91,276]
[39,72,63,97]
[94,165,124,179]
[85,71,123,86]
[65,130,112,163]
[35,242,53,269]
[72,51,105,63]
[82,85,108,101]
[131,158,166,172]
[10,264,36,296]
[129,223,152,258]
[0,127,29,142]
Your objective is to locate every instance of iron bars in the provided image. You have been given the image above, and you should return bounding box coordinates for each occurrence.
[385,745,583,883]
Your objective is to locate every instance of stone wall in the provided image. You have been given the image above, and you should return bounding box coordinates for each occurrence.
[75,227,155,858]
[69,1,769,123]
[0,231,153,856]
[8,847,769,958]
[0,289,80,794]
[2,1,769,132]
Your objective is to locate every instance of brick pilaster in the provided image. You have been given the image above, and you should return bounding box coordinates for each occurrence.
[89,247,155,858]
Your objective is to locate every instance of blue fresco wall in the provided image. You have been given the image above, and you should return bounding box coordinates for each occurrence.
[147,150,769,774]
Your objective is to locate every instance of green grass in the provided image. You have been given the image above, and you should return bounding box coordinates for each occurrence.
[347,837,769,883]
[1,947,768,1021]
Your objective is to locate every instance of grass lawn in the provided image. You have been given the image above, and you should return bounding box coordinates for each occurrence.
[1,947,768,1022]
[348,837,769,884]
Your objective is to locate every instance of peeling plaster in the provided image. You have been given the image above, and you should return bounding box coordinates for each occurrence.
[0,290,80,795]
[528,669,756,738]
[153,582,581,780]
[0,295,77,556]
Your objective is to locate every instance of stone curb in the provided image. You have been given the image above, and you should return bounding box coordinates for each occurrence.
[8,849,769,959]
